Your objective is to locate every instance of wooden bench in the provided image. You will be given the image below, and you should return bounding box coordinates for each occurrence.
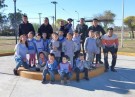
[17,66,105,81]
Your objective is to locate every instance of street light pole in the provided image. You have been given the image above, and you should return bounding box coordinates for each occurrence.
[75,11,79,21]
[13,0,17,44]
[38,13,42,26]
[51,1,57,24]
[121,0,124,48]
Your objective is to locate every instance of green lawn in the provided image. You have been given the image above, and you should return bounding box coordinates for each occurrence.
[0,36,135,54]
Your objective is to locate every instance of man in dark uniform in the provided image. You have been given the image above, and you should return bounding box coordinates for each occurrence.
[19,15,35,37]
[76,18,88,55]
[88,18,106,64]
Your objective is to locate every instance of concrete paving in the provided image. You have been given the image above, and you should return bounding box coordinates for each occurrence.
[0,54,135,97]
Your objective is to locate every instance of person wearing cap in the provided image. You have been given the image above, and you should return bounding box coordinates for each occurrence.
[76,18,88,55]
[88,18,106,64]
[64,18,73,37]
[101,27,119,72]
[38,17,53,39]
[19,15,35,37]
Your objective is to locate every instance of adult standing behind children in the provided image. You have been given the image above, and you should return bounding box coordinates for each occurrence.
[19,15,35,37]
[38,17,53,39]
[88,18,106,64]
[102,27,119,72]
[76,18,88,55]
[64,18,73,37]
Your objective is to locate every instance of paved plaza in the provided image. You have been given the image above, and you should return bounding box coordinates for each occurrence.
[0,54,135,97]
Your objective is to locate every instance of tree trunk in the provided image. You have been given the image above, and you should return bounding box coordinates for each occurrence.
[131,30,134,38]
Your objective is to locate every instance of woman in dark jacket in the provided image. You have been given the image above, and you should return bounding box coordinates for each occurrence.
[38,17,53,39]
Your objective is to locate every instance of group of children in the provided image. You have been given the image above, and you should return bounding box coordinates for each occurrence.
[14,29,102,84]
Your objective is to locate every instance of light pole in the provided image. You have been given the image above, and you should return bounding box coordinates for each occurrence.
[75,11,79,21]
[121,0,124,48]
[13,0,17,44]
[38,13,42,26]
[51,1,57,23]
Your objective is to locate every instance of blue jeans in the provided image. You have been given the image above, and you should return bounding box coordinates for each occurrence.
[15,56,29,69]
[59,72,71,80]
[42,69,58,81]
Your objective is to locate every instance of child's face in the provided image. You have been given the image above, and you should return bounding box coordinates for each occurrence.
[48,55,55,62]
[89,31,95,38]
[62,57,68,63]
[52,34,58,41]
[79,56,84,61]
[20,35,27,42]
[42,33,47,39]
[36,35,41,40]
[28,33,33,39]
[66,34,72,40]
[95,33,100,38]
[39,53,45,59]
[58,31,63,36]
[73,33,78,37]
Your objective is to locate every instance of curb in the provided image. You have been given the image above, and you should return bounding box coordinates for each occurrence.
[0,52,135,57]
[0,53,14,57]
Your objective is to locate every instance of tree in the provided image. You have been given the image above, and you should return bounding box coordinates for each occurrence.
[0,0,7,31]
[94,10,116,30]
[8,9,23,30]
[32,23,39,33]
[124,16,135,39]
[56,19,67,27]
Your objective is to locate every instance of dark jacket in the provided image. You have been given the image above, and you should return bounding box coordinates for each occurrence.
[76,24,88,40]
[88,25,106,35]
[19,22,35,36]
[38,24,53,39]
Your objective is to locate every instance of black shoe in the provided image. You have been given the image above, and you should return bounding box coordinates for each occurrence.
[85,77,89,81]
[76,79,80,82]
[104,68,108,72]
[111,68,117,72]
[41,80,46,84]
[36,68,40,71]
[99,60,103,64]
[13,69,18,76]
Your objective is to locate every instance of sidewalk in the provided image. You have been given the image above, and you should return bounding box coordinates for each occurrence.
[0,55,135,97]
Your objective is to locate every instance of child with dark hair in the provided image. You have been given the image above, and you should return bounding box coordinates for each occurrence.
[49,32,61,63]
[34,33,44,54]
[36,52,47,71]
[42,33,50,53]
[14,34,29,75]
[72,30,81,59]
[95,31,102,64]
[74,53,89,82]
[58,55,72,84]
[62,33,77,68]
[84,30,98,65]
[42,53,58,84]
[27,31,36,67]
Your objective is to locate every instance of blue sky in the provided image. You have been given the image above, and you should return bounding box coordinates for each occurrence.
[3,0,135,26]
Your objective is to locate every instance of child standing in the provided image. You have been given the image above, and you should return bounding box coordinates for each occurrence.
[27,31,36,67]
[72,30,81,59]
[42,33,49,53]
[58,55,72,84]
[14,34,29,75]
[42,53,58,84]
[34,33,44,54]
[36,52,47,71]
[49,32,61,63]
[74,53,89,82]
[62,33,77,68]
[84,30,98,64]
[95,31,102,64]
[58,30,66,61]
